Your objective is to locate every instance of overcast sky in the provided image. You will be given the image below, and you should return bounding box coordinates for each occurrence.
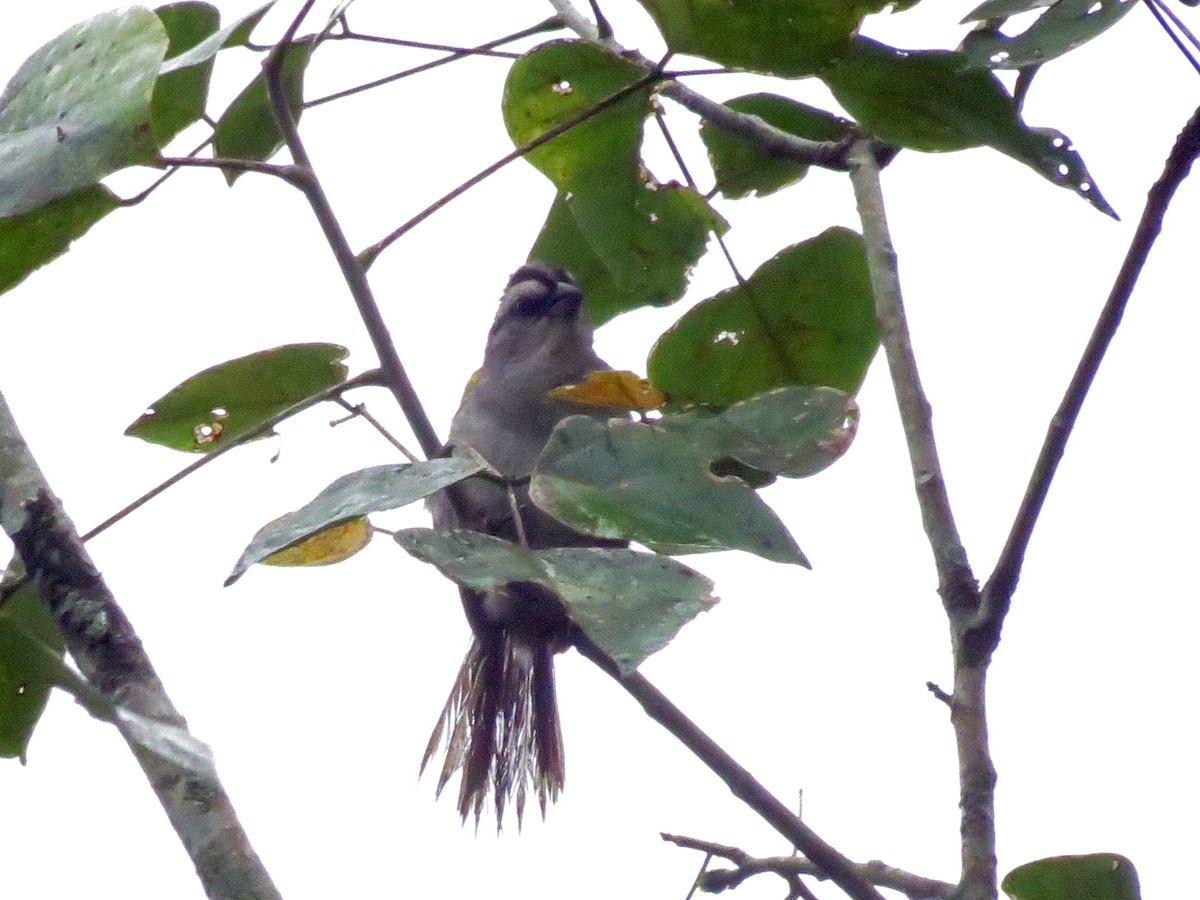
[1,2,1197,898]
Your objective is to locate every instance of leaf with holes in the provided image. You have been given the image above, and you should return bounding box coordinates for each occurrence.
[960,0,1137,69]
[649,228,878,406]
[661,385,859,479]
[502,40,650,189]
[1002,853,1141,900]
[821,37,1115,217]
[395,528,717,674]
[125,343,348,453]
[0,8,166,219]
[528,182,725,325]
[506,41,725,323]
[226,457,489,584]
[701,93,854,199]
[532,415,808,565]
[213,38,311,184]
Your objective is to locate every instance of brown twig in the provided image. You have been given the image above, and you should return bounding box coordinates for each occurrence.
[972,102,1200,665]
[306,17,561,108]
[155,156,305,185]
[662,833,956,900]
[0,389,282,900]
[574,632,885,900]
[261,3,443,460]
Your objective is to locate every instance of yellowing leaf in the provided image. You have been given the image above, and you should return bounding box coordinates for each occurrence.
[548,370,665,411]
[260,516,371,568]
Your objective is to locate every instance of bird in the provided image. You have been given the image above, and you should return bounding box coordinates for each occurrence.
[423,261,625,828]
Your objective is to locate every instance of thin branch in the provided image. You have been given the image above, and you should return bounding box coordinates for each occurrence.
[1142,0,1200,78]
[306,17,560,108]
[124,134,215,205]
[0,388,281,900]
[662,834,956,900]
[323,32,525,54]
[357,60,670,269]
[262,8,443,460]
[573,631,885,900]
[973,102,1200,662]
[154,156,305,185]
[330,397,420,463]
[652,107,744,284]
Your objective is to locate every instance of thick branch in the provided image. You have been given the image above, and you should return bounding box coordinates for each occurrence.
[848,141,995,900]
[847,141,978,616]
[0,389,280,900]
[574,632,885,900]
[972,101,1200,663]
[262,4,443,460]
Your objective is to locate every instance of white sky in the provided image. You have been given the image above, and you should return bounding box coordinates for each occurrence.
[1,2,1197,898]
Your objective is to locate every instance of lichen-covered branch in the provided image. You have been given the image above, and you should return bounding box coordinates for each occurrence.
[0,388,281,900]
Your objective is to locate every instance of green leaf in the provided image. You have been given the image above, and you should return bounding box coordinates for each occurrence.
[503,40,650,187]
[635,0,882,77]
[504,41,724,323]
[701,93,853,199]
[0,583,65,762]
[531,415,809,565]
[124,342,349,453]
[820,37,1115,217]
[0,8,167,219]
[529,182,726,326]
[1002,854,1141,900]
[212,39,311,184]
[395,528,717,674]
[960,0,1136,69]
[0,185,120,296]
[159,1,275,75]
[649,227,878,406]
[151,2,220,147]
[963,0,1057,19]
[225,456,489,585]
[661,385,858,478]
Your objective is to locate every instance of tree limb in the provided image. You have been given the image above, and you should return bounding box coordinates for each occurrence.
[847,141,978,617]
[972,101,1200,665]
[848,140,995,900]
[0,389,281,900]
